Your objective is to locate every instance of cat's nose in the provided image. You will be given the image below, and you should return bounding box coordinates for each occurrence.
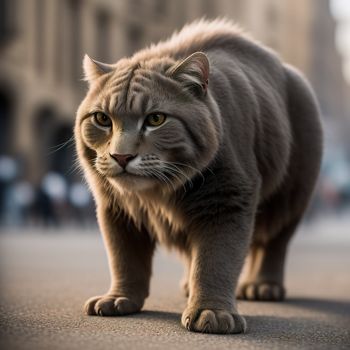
[110,153,137,169]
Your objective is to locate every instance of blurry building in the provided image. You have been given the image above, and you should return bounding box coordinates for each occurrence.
[0,0,349,184]
[310,0,350,145]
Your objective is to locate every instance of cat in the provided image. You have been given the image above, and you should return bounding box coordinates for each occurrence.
[74,19,323,334]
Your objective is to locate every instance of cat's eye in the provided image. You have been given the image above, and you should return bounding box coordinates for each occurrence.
[93,112,112,128]
[145,113,166,127]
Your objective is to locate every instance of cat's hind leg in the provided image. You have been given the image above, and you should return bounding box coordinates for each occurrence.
[237,63,322,302]
[237,219,298,301]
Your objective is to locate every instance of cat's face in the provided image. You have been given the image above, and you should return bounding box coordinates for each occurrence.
[75,53,220,193]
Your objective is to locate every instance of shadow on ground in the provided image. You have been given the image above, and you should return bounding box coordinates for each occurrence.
[114,297,350,348]
[286,297,350,316]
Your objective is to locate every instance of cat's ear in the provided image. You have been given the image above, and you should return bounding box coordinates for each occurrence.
[169,52,209,96]
[83,54,114,82]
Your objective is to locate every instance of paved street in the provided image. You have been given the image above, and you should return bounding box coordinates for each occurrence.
[1,215,350,350]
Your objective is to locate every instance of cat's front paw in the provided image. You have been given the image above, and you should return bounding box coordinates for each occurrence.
[181,307,247,334]
[84,295,143,316]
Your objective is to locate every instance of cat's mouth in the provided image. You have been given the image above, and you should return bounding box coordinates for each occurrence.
[117,172,144,178]
[108,170,154,180]
[107,169,161,192]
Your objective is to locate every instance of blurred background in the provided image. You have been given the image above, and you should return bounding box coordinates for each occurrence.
[0,0,350,229]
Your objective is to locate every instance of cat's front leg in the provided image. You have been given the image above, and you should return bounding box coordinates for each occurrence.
[85,203,155,316]
[182,214,254,334]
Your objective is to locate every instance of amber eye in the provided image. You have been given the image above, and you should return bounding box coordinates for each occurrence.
[93,112,112,127]
[145,113,166,127]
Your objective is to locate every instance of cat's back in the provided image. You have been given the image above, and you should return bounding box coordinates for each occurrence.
[148,19,289,134]
[136,19,281,69]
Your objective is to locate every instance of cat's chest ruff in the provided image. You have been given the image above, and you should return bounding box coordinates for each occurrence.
[122,194,185,244]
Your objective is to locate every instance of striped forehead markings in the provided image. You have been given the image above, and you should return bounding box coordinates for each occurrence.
[127,69,154,112]
[99,65,135,114]
[100,64,155,115]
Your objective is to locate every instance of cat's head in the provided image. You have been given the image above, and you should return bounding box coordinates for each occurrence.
[75,52,221,194]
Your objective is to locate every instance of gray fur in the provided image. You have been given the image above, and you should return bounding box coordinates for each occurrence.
[75,19,322,334]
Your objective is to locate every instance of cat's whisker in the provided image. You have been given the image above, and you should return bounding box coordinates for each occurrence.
[160,165,190,193]
[161,160,206,184]
[143,168,175,192]
[159,161,199,189]
[66,164,83,176]
[160,164,191,191]
[151,168,176,192]
[47,136,75,155]
[164,163,194,186]
[157,169,177,192]
[49,136,74,150]
[65,157,84,177]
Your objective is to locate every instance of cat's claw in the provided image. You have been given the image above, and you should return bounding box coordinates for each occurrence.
[181,307,246,334]
[84,295,142,316]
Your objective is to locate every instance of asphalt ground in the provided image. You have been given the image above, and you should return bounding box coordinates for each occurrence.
[0,215,350,350]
